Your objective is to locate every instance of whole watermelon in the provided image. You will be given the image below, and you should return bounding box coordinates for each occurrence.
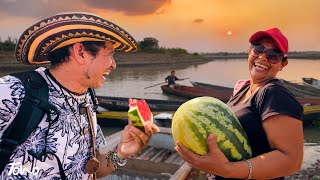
[172,96,252,162]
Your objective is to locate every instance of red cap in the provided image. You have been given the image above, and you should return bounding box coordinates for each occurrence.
[249,28,288,55]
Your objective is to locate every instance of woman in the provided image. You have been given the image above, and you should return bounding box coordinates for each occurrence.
[175,28,303,179]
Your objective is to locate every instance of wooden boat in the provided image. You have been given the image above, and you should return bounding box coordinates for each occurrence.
[303,105,320,120]
[96,96,185,111]
[191,79,320,98]
[280,79,320,97]
[302,78,320,89]
[100,127,205,179]
[97,111,174,128]
[190,81,233,91]
[96,111,175,120]
[161,85,232,103]
[296,97,320,105]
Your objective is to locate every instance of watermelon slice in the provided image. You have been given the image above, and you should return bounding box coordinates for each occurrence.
[128,98,153,132]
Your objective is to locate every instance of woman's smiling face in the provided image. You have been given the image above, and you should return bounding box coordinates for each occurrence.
[248,38,288,84]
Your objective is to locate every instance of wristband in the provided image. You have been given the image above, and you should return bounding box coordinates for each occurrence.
[245,159,252,179]
[106,144,127,170]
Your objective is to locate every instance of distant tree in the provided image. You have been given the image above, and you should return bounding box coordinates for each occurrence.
[0,36,16,51]
[139,37,159,50]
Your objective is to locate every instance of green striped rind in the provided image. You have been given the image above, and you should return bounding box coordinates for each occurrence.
[172,96,252,161]
[128,107,145,131]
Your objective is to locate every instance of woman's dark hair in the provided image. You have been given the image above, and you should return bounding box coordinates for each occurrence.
[48,41,106,68]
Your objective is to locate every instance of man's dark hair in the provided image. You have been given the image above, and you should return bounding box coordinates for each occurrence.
[171,70,175,73]
[48,41,106,68]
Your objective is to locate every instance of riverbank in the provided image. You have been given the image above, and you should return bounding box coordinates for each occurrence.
[0,52,212,73]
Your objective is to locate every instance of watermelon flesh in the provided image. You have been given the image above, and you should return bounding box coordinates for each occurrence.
[128,99,153,132]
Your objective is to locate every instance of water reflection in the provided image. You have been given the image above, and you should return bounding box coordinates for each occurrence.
[95,59,320,100]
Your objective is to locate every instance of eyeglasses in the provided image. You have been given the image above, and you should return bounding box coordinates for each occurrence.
[250,44,286,64]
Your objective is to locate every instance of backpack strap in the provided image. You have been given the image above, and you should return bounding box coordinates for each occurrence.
[88,87,99,111]
[0,71,56,173]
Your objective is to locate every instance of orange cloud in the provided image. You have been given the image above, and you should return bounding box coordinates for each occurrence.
[192,19,204,24]
[0,0,171,18]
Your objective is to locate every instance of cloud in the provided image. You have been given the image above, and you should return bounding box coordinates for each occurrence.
[155,8,169,15]
[85,0,171,15]
[192,19,204,24]
[0,0,171,18]
[0,0,76,18]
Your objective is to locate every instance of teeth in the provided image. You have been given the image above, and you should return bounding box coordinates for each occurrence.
[254,63,268,70]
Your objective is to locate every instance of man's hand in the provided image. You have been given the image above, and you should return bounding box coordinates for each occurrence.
[118,121,160,159]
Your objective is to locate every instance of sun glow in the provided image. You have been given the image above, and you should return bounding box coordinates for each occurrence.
[227,30,233,36]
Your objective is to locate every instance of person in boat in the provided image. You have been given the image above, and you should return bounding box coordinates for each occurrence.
[175,28,303,179]
[0,12,159,179]
[165,70,181,89]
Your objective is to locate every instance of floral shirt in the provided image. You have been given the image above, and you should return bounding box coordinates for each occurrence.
[0,68,107,180]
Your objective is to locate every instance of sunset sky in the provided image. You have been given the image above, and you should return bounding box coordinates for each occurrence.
[0,0,319,53]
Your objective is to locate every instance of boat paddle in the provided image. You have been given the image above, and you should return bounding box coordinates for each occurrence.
[144,78,190,89]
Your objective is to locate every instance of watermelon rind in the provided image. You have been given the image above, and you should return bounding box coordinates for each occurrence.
[128,107,146,132]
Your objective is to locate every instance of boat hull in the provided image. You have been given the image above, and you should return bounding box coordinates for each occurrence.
[303,78,320,90]
[97,96,184,111]
[161,85,232,103]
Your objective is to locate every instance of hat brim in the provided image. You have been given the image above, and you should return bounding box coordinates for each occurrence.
[15,12,137,65]
[249,31,286,55]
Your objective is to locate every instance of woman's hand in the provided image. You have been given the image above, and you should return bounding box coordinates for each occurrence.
[117,120,160,159]
[175,134,232,177]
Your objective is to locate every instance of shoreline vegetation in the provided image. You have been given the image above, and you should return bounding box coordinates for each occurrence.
[1,50,320,70]
[1,36,319,69]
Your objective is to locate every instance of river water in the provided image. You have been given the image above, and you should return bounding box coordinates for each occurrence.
[95,58,320,142]
[95,58,320,99]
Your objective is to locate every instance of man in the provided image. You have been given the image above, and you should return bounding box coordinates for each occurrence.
[165,70,181,89]
[0,12,159,179]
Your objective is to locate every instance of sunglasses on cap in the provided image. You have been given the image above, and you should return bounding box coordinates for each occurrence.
[250,44,287,64]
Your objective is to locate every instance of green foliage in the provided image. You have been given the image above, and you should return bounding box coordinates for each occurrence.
[0,37,17,51]
[138,37,159,50]
[138,37,188,55]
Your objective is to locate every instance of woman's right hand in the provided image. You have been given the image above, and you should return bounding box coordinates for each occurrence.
[175,134,232,177]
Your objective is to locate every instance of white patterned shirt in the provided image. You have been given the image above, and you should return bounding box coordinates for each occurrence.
[0,68,107,180]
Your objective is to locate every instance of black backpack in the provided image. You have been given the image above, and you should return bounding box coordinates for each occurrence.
[0,70,98,178]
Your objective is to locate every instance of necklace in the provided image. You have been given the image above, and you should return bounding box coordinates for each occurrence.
[44,69,87,135]
[44,69,86,96]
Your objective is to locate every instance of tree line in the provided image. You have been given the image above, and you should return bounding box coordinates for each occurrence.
[0,37,17,51]
[0,36,190,55]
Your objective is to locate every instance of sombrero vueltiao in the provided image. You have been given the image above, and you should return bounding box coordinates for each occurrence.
[15,12,137,65]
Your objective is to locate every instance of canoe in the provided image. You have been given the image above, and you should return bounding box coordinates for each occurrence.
[96,96,185,111]
[280,79,320,97]
[303,105,320,120]
[100,127,205,179]
[191,79,320,98]
[190,81,233,91]
[97,105,320,121]
[96,111,174,128]
[302,78,320,89]
[161,85,232,103]
[96,111,175,120]
[188,81,320,105]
